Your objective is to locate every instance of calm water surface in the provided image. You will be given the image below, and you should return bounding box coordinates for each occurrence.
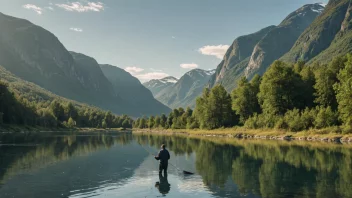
[0,132,351,198]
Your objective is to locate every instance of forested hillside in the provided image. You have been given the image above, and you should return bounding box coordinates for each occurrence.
[135,54,352,133]
[0,66,132,129]
[0,13,169,117]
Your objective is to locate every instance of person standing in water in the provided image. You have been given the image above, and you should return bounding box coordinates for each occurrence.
[154,144,170,174]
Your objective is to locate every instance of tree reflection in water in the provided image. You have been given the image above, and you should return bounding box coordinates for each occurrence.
[134,134,352,198]
[0,132,351,198]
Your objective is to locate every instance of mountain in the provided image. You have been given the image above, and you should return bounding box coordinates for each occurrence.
[100,64,171,115]
[208,3,323,92]
[0,12,169,116]
[245,3,324,78]
[208,26,276,91]
[281,0,352,64]
[155,69,215,109]
[143,76,178,97]
[0,64,94,110]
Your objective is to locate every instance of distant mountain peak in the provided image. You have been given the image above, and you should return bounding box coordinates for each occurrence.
[186,68,216,77]
[160,76,178,83]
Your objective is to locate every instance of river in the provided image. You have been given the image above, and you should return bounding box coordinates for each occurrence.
[0,132,351,198]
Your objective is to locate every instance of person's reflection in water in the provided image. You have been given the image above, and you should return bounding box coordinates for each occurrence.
[155,172,171,195]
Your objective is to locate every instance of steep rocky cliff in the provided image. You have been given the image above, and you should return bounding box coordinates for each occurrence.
[281,0,351,64]
[245,3,324,78]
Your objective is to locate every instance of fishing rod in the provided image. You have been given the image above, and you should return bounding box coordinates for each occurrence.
[139,144,194,175]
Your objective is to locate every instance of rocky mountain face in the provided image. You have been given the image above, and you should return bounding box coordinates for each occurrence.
[143,76,178,97]
[155,69,215,109]
[245,3,324,78]
[207,3,323,92]
[70,52,117,97]
[208,26,276,91]
[0,13,91,103]
[100,64,171,115]
[281,0,351,64]
[0,13,170,116]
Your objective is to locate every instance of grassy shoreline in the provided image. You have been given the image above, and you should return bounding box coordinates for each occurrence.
[133,127,352,143]
[0,125,130,133]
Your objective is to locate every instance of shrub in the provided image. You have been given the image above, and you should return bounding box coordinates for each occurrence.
[283,109,304,132]
[300,108,317,129]
[314,106,338,129]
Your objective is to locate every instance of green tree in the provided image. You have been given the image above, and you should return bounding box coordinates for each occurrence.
[122,119,130,129]
[194,88,211,129]
[334,54,352,126]
[139,117,147,129]
[154,116,161,128]
[206,85,233,129]
[68,117,76,128]
[160,114,167,128]
[314,106,338,129]
[314,56,346,109]
[65,102,78,120]
[231,75,261,124]
[258,61,304,115]
[300,67,315,108]
[148,116,155,129]
[102,119,107,129]
[49,100,65,121]
[166,112,174,129]
[104,111,114,128]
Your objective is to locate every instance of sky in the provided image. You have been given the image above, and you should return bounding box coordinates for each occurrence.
[0,0,328,82]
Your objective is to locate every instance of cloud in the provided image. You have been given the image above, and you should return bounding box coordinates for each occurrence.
[172,36,176,39]
[70,27,83,32]
[135,72,170,81]
[23,4,43,15]
[180,63,198,69]
[46,7,54,11]
[56,2,104,12]
[150,68,163,72]
[125,66,144,74]
[198,45,230,59]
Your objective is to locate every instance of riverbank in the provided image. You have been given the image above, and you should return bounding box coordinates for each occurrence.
[0,125,130,133]
[133,127,352,143]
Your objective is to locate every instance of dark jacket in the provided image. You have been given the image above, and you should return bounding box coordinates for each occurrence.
[155,149,170,164]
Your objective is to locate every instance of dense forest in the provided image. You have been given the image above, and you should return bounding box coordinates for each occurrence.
[0,81,133,129]
[134,54,352,133]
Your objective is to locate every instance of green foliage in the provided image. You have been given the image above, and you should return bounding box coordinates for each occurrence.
[299,66,315,108]
[135,54,352,133]
[314,106,338,129]
[154,116,161,128]
[231,75,261,124]
[138,117,147,129]
[334,54,352,127]
[0,80,133,129]
[258,61,305,115]
[314,56,346,109]
[148,116,155,129]
[195,85,234,129]
[67,117,76,128]
[160,114,167,128]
